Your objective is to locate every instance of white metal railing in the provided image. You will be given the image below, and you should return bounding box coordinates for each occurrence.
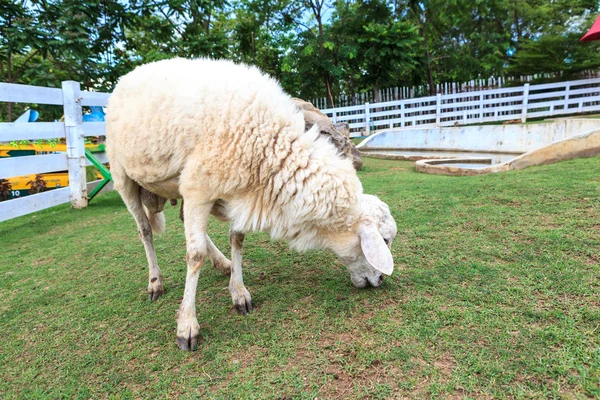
[311,71,600,109]
[0,81,110,222]
[323,78,600,137]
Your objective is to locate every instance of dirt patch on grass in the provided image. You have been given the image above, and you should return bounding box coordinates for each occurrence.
[317,359,405,399]
[433,353,456,378]
[491,198,523,208]
[229,345,266,369]
[285,328,461,398]
[31,257,55,268]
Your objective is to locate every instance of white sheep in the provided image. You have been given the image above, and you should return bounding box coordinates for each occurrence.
[105,58,397,351]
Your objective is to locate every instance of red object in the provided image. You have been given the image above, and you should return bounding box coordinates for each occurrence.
[581,14,600,42]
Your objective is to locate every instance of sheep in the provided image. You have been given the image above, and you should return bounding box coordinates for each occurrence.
[105,58,397,351]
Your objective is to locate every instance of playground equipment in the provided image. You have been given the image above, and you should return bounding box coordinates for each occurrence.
[14,109,39,123]
[84,144,112,200]
[82,106,106,122]
[1,108,111,201]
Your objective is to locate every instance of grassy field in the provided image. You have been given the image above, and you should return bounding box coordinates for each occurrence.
[1,157,599,399]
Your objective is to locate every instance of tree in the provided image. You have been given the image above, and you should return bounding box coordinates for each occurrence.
[510,31,600,79]
[0,1,46,121]
[2,0,600,120]
[228,0,301,79]
[508,2,600,79]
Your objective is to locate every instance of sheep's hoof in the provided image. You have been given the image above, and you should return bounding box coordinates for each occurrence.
[235,300,253,316]
[176,332,198,352]
[148,288,164,301]
[176,321,200,351]
[148,275,164,301]
[230,285,253,315]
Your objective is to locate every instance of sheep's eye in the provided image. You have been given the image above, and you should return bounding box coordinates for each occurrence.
[383,238,390,245]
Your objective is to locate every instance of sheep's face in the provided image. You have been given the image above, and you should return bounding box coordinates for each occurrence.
[331,194,397,288]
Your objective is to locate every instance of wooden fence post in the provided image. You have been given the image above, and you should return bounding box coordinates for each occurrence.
[62,81,88,208]
[365,102,370,135]
[564,83,570,112]
[521,83,530,123]
[435,94,441,127]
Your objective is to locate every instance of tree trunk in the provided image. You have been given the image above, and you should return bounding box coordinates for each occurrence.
[308,1,334,108]
[413,5,436,95]
[426,51,435,95]
[325,75,335,108]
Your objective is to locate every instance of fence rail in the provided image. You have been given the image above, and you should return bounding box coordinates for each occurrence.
[322,77,600,136]
[0,81,110,222]
[311,71,600,109]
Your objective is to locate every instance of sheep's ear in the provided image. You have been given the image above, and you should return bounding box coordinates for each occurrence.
[359,224,394,276]
[305,123,320,142]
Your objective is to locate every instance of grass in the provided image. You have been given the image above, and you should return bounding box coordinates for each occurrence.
[1,157,599,399]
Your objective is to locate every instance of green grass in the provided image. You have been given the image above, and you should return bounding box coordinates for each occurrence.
[1,157,599,399]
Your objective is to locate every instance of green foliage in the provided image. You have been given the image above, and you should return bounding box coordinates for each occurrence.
[86,166,100,182]
[8,138,60,149]
[510,33,600,78]
[358,19,420,91]
[1,0,600,119]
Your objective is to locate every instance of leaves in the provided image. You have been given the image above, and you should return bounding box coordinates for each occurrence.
[2,0,600,121]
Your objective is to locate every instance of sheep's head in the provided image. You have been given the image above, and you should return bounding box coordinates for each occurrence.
[327,194,397,288]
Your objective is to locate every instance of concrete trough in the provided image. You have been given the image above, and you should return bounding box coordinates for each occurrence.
[358,118,600,176]
[414,129,600,176]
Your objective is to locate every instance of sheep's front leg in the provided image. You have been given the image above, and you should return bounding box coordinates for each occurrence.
[229,230,252,315]
[176,201,213,351]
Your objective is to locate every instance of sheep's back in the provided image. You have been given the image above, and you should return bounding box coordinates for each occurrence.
[106,58,305,191]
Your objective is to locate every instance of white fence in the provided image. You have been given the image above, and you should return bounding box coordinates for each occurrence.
[323,78,600,137]
[0,81,110,222]
[312,71,600,109]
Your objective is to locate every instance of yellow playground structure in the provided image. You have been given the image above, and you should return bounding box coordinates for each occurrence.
[1,108,111,201]
[1,142,105,199]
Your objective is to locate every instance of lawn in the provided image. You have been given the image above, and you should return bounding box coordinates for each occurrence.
[1,157,599,399]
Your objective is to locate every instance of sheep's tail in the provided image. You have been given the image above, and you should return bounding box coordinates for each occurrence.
[144,207,166,235]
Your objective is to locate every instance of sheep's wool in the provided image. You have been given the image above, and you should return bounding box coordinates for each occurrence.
[106,58,363,250]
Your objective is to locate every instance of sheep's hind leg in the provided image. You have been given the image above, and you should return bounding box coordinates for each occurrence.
[178,199,231,275]
[176,199,214,351]
[140,188,168,299]
[207,236,232,275]
[229,229,252,315]
[116,174,164,300]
